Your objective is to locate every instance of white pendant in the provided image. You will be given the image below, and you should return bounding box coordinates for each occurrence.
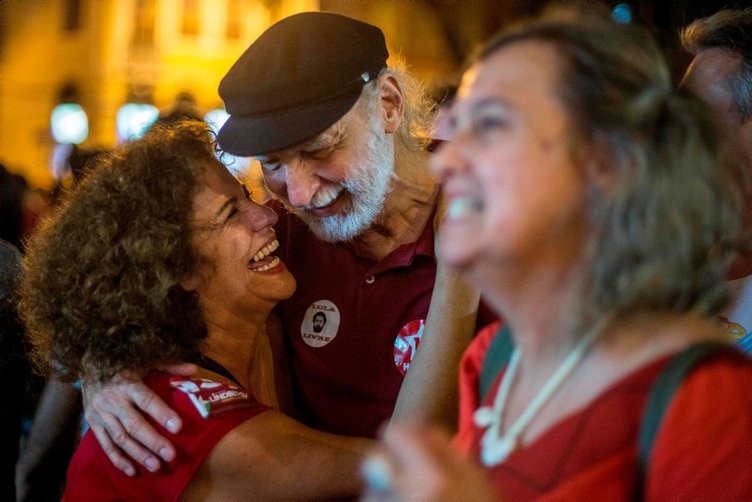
[473,406,495,427]
[474,320,607,469]
[481,435,517,466]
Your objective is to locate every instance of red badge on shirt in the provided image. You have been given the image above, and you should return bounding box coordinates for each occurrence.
[393,319,425,375]
[169,377,252,418]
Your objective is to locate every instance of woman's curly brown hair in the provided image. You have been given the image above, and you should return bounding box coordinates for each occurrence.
[20,119,220,382]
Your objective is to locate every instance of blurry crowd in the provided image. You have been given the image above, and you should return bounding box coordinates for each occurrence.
[1,145,104,501]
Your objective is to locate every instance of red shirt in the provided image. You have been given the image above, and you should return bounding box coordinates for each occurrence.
[63,373,267,502]
[273,203,438,437]
[456,322,752,501]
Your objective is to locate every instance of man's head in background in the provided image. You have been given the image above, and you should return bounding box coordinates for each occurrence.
[682,9,752,270]
[681,8,752,172]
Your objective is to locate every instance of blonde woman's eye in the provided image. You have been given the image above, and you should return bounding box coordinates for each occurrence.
[475,116,507,132]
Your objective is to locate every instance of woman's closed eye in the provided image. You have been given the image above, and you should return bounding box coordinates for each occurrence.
[226,204,239,221]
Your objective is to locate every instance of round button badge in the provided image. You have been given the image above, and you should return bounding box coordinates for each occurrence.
[301,300,341,348]
[393,319,425,375]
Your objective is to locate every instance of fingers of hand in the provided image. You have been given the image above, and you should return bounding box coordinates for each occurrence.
[127,383,182,436]
[364,425,457,500]
[368,425,498,502]
[361,452,395,493]
[98,402,167,471]
[383,425,450,474]
[89,422,136,477]
[85,381,177,472]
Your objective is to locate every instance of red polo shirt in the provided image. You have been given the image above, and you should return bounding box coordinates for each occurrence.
[273,202,439,436]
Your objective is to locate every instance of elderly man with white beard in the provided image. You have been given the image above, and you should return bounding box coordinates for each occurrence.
[82,11,494,476]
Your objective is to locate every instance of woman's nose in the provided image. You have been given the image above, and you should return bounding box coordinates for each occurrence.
[245,201,278,230]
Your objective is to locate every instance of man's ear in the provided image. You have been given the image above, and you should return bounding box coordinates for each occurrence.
[180,272,202,293]
[378,74,404,134]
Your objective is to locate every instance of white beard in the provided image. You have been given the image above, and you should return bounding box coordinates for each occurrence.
[289,125,394,243]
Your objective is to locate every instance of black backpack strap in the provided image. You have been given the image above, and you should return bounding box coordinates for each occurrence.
[636,341,733,498]
[479,324,515,401]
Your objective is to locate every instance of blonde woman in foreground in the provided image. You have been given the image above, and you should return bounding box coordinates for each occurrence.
[363,4,752,501]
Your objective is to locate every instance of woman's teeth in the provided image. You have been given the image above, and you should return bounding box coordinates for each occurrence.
[447,197,481,219]
[252,239,279,262]
[249,255,280,272]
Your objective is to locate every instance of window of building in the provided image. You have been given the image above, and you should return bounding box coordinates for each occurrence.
[226,0,244,40]
[134,0,156,46]
[0,12,5,62]
[181,0,200,37]
[62,0,82,32]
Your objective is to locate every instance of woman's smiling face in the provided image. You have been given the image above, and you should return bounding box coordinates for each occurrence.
[186,160,296,316]
[431,40,589,277]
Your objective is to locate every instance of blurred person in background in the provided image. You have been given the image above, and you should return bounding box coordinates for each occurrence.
[0,240,27,501]
[681,7,752,353]
[361,4,752,500]
[20,119,371,500]
[0,163,26,251]
[155,91,203,126]
[15,144,110,502]
[15,378,81,502]
[51,145,110,202]
[0,161,57,501]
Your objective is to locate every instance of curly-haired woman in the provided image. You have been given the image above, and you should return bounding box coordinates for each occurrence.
[20,119,370,500]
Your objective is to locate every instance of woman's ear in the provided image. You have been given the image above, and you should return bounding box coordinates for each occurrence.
[378,74,404,134]
[582,143,618,194]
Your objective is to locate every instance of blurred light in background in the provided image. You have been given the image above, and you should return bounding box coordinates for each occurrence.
[116,103,160,142]
[204,108,250,176]
[51,143,75,180]
[611,3,633,24]
[204,107,230,131]
[50,103,89,144]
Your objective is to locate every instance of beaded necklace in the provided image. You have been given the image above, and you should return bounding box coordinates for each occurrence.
[474,322,606,466]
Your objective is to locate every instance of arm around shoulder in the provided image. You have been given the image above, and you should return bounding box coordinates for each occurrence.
[81,371,186,475]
